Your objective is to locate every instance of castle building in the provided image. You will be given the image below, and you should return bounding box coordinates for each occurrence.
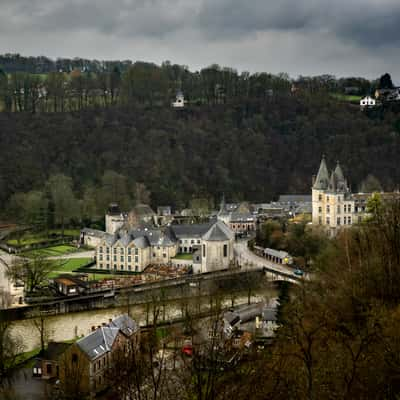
[312,156,363,236]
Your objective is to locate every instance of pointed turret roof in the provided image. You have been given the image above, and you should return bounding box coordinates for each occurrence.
[334,161,345,182]
[313,156,330,190]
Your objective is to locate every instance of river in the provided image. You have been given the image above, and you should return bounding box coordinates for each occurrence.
[10,286,279,353]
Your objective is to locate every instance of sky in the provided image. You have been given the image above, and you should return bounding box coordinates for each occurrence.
[0,0,399,79]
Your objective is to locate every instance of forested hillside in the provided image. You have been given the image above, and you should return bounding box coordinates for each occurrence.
[1,92,399,223]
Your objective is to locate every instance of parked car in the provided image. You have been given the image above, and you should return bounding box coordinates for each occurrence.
[293,268,304,276]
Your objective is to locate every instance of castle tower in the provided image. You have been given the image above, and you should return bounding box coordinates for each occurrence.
[312,156,329,225]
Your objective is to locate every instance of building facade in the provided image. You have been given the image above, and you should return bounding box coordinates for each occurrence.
[95,220,235,274]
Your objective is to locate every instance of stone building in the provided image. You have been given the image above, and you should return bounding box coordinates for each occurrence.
[312,156,358,236]
[95,220,234,274]
[217,199,256,236]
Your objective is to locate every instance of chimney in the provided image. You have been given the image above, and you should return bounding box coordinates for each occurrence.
[91,326,96,332]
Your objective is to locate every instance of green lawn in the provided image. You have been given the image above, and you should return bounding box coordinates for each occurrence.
[47,258,93,278]
[330,93,362,102]
[23,244,79,258]
[6,229,80,247]
[173,253,193,260]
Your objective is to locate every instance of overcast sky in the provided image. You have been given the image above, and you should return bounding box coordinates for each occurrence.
[1,0,399,79]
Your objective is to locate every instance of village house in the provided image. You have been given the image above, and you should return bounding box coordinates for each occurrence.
[59,314,139,397]
[360,95,376,109]
[53,274,89,296]
[33,342,71,380]
[217,199,256,236]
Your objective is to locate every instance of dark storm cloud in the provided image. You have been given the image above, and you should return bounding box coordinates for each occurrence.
[1,0,400,77]
[196,0,400,48]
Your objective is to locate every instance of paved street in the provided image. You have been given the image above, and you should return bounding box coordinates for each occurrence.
[234,240,294,275]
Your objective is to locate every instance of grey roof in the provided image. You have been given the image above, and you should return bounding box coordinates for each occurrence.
[202,221,234,242]
[313,156,330,190]
[76,314,137,361]
[77,326,120,361]
[278,195,312,203]
[81,228,106,238]
[263,308,277,322]
[132,236,149,248]
[170,222,213,238]
[104,233,118,246]
[229,211,255,222]
[264,248,291,259]
[109,314,138,337]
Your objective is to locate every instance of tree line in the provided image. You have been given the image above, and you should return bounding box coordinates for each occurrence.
[0,54,391,113]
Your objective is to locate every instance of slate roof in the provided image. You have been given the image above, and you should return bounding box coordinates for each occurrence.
[170,222,213,238]
[278,195,312,203]
[264,248,291,259]
[313,156,330,190]
[76,314,137,361]
[77,326,120,361]
[202,221,234,241]
[109,314,138,337]
[81,228,106,238]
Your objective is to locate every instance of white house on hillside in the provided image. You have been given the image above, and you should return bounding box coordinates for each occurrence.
[360,96,376,109]
[172,92,186,108]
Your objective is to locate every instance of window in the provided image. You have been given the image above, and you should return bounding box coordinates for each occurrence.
[113,255,116,262]
[135,248,138,255]
[318,206,322,213]
[153,253,156,257]
[128,265,131,271]
[99,247,103,253]
[318,216,322,225]
[223,244,228,257]
[326,217,330,225]
[46,363,52,374]
[337,217,341,225]
[337,205,341,214]
[344,205,347,213]
[128,248,131,255]
[120,256,124,262]
[128,256,131,263]
[348,205,352,213]
[326,205,330,213]
[203,244,206,257]
[135,256,138,263]
[348,216,352,225]
[197,240,201,244]
[106,255,110,261]
[327,196,330,202]
[318,194,322,201]
[99,254,103,261]
[135,265,138,272]
[121,265,124,270]
[106,264,110,269]
[191,240,194,244]
[106,247,110,254]
[120,247,124,254]
[163,253,167,258]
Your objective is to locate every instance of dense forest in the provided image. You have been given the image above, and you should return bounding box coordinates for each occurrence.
[0,55,399,226]
[1,94,400,223]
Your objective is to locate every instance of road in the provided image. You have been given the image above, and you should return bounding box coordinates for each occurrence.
[234,240,294,275]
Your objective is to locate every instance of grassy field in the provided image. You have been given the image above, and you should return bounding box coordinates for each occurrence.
[330,93,362,102]
[23,244,79,258]
[6,229,81,246]
[173,253,193,260]
[47,258,93,278]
